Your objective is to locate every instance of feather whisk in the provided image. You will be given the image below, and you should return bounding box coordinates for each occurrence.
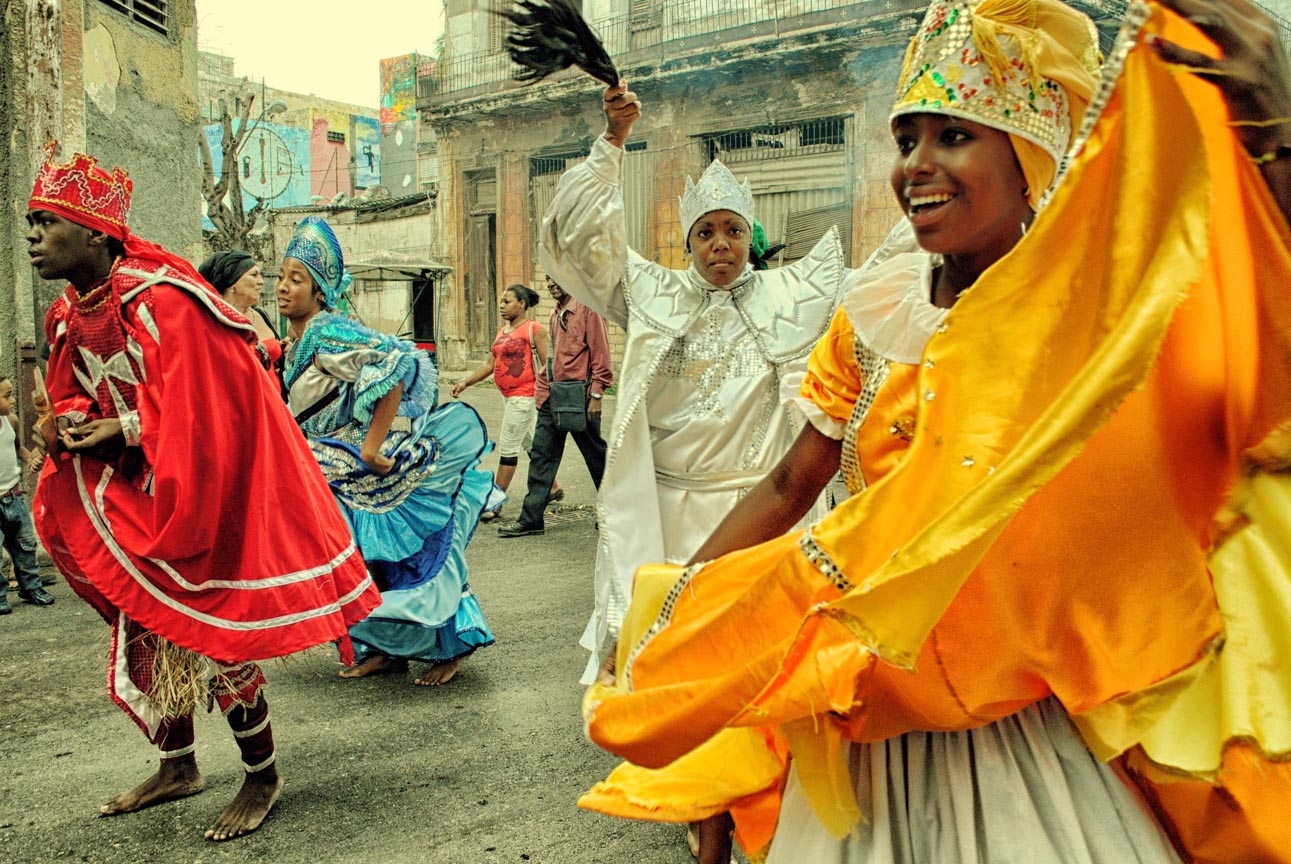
[498,0,620,88]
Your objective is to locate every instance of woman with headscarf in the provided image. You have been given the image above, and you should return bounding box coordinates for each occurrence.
[197,250,281,370]
[278,216,496,687]
[583,0,1291,860]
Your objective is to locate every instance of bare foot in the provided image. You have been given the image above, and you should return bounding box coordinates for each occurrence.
[338,654,407,679]
[414,657,462,686]
[100,759,204,815]
[205,766,282,841]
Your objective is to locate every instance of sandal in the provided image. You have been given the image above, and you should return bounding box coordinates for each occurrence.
[547,488,565,504]
[480,508,502,523]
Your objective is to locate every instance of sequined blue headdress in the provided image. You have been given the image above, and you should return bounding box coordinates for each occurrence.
[283,216,353,308]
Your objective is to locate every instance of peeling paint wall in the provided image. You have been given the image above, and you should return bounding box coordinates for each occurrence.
[0,0,28,383]
[81,0,202,259]
[3,0,201,434]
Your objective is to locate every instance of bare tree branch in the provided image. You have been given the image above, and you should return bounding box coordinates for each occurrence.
[199,84,267,252]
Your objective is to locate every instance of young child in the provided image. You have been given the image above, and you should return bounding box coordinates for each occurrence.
[0,375,55,613]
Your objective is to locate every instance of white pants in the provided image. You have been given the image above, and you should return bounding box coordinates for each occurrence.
[496,395,536,458]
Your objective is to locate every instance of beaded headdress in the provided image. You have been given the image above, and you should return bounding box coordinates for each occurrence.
[28,141,133,240]
[283,216,353,308]
[890,0,1101,168]
[679,159,756,238]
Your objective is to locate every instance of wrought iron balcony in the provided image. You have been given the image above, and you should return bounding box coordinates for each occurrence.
[418,0,920,107]
[418,0,1291,110]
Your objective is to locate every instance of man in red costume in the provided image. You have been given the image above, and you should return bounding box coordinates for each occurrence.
[25,142,379,841]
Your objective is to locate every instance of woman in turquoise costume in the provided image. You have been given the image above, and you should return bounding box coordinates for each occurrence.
[278,216,494,686]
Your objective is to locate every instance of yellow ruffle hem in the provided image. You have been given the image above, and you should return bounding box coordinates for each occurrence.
[585,5,1291,860]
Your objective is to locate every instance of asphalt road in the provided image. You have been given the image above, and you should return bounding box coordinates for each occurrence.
[0,384,716,864]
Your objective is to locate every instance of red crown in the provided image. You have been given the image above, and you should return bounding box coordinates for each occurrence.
[28,141,132,239]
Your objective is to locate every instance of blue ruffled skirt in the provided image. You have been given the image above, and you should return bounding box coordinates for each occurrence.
[310,401,496,663]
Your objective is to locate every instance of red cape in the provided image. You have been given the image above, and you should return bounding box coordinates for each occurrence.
[34,258,379,664]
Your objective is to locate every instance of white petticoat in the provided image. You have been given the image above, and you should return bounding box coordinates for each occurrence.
[767,698,1180,864]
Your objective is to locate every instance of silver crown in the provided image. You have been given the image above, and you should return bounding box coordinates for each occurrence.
[679,159,756,238]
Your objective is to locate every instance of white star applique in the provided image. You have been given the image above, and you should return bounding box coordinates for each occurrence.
[75,342,144,417]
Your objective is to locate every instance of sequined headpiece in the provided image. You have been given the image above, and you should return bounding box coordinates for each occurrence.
[679,159,756,238]
[28,141,133,240]
[283,216,353,308]
[891,0,1100,169]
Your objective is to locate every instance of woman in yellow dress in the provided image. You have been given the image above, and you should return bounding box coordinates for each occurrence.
[585,0,1291,860]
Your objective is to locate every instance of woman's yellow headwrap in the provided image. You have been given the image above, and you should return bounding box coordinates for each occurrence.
[890,0,1102,207]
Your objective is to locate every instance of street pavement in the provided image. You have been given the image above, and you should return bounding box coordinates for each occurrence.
[0,383,726,864]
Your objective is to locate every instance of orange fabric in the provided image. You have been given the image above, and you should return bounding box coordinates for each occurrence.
[576,728,789,860]
[801,307,861,428]
[1124,745,1291,864]
[588,4,1291,845]
[802,306,922,487]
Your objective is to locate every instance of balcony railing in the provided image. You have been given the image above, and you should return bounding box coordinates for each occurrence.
[419,0,1291,106]
[419,0,904,104]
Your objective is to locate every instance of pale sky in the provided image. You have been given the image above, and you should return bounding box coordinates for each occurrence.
[195,0,445,109]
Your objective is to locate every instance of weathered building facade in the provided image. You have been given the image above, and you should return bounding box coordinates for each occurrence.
[2,0,202,422]
[418,0,1128,370]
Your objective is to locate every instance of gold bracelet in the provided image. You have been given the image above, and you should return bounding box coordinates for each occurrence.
[1251,144,1291,166]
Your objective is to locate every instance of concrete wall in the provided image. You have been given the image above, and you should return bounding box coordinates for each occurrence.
[3,0,200,401]
[0,1,27,383]
[83,0,203,261]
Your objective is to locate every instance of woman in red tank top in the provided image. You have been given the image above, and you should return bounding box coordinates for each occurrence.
[452,285,563,519]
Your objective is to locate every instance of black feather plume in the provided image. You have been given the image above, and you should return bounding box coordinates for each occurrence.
[498,0,620,88]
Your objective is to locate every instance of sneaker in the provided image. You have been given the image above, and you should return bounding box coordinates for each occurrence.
[497,521,544,538]
[19,586,54,607]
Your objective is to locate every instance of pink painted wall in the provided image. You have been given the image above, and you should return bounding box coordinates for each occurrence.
[309,112,354,200]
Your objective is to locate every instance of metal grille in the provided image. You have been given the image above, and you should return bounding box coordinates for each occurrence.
[531,151,589,265]
[704,118,846,163]
[530,146,651,264]
[326,130,346,144]
[700,117,851,263]
[97,0,168,37]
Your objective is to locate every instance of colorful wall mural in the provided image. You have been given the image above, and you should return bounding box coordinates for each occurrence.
[355,116,381,189]
[380,53,436,191]
[380,54,418,132]
[201,120,311,230]
[201,110,384,230]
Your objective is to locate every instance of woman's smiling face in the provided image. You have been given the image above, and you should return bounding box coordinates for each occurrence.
[890,113,1033,272]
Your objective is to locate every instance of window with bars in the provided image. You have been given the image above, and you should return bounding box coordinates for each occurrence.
[326,130,346,144]
[699,117,852,265]
[530,143,649,262]
[97,0,169,37]
[703,117,846,162]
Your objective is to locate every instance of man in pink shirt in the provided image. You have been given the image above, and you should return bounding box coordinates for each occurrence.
[499,277,613,537]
